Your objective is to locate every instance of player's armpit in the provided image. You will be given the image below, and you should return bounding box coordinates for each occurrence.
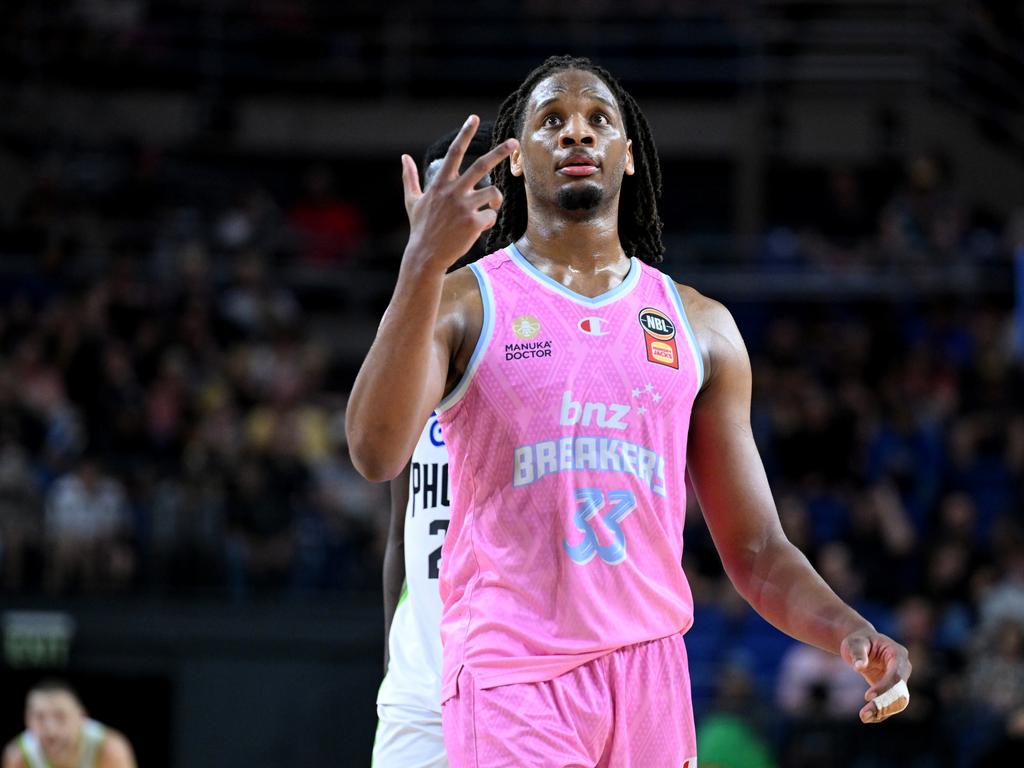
[437,266,485,398]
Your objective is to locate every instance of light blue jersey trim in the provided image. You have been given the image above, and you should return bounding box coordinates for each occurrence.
[437,262,494,412]
[506,243,641,308]
[663,274,704,390]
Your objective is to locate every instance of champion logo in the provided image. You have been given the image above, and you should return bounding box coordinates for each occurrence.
[578,316,609,336]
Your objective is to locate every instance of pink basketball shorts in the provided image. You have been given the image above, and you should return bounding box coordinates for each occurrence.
[441,632,697,768]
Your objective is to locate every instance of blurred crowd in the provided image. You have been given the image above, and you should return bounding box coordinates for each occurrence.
[0,245,384,599]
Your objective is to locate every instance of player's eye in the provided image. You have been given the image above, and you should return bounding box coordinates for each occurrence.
[542,113,562,128]
[592,112,610,125]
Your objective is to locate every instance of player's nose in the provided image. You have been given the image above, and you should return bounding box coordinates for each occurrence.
[559,114,595,147]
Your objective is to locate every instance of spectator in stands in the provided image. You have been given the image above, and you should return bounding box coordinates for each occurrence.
[0,440,41,592]
[215,185,285,254]
[288,165,366,264]
[43,455,134,593]
[2,678,136,768]
[776,642,866,721]
[979,547,1024,632]
[879,151,967,260]
[846,484,916,604]
[978,708,1024,767]
[962,619,1024,763]
[219,251,300,340]
[697,660,777,768]
[224,453,304,597]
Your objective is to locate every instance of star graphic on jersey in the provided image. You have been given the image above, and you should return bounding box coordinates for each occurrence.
[637,406,647,415]
[644,383,654,392]
[631,387,641,398]
[652,392,662,402]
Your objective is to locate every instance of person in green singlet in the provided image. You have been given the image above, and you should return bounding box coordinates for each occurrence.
[2,680,135,768]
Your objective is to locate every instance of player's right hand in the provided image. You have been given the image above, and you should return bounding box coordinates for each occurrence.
[400,115,517,272]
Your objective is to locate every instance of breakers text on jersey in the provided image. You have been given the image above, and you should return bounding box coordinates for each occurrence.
[512,391,667,496]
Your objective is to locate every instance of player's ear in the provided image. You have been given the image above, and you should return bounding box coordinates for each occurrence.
[510,145,524,177]
[624,138,635,176]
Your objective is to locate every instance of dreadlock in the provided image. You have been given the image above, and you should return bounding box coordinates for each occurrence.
[486,55,664,265]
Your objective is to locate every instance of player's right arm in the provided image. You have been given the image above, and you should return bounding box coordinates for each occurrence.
[2,741,26,768]
[382,465,410,670]
[345,116,515,482]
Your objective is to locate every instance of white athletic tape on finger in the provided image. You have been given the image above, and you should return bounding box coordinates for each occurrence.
[872,679,909,713]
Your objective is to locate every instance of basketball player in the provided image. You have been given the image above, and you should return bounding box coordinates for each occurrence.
[373,123,494,768]
[3,680,136,768]
[347,56,912,766]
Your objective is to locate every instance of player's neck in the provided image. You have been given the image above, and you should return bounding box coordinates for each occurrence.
[517,216,628,276]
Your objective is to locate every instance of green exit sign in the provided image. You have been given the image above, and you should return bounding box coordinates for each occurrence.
[2,612,76,669]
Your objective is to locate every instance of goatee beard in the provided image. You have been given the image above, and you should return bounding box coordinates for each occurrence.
[557,184,603,212]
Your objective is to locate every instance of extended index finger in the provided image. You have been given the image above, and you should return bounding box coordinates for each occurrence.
[436,115,481,184]
[456,138,519,192]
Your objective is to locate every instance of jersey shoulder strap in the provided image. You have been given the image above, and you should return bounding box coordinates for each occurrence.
[17,732,47,768]
[80,720,107,768]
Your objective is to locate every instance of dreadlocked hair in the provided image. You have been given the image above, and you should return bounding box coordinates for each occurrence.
[486,55,665,265]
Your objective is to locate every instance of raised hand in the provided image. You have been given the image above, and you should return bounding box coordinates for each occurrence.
[401,115,517,272]
[841,630,913,723]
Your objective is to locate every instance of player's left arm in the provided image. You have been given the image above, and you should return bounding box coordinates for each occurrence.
[682,286,911,723]
[97,730,136,768]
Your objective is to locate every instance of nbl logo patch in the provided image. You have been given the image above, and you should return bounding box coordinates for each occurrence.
[638,308,679,369]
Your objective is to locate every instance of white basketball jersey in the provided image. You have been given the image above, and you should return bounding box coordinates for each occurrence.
[18,719,106,768]
[377,414,450,713]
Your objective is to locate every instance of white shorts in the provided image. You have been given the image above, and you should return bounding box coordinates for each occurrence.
[373,702,447,768]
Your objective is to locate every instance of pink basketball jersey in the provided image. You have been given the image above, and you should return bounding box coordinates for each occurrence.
[436,244,704,702]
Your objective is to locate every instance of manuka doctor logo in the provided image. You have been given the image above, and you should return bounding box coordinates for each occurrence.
[506,340,552,360]
[507,313,553,360]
